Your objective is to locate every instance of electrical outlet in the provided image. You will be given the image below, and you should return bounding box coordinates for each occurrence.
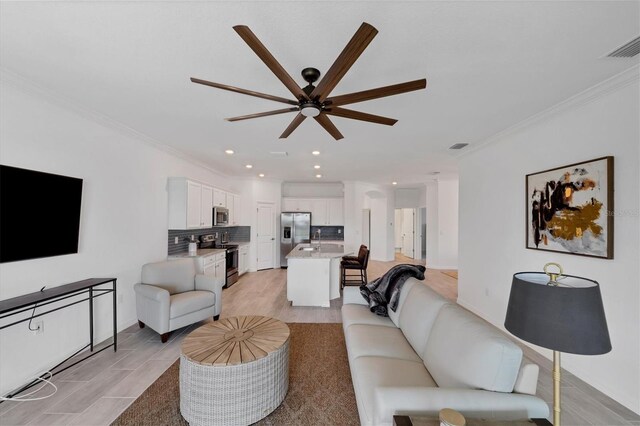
[174,237,179,244]
[31,320,44,335]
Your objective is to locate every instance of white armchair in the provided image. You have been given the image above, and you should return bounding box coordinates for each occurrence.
[134,258,224,342]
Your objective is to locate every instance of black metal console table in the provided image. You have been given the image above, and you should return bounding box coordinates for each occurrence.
[0,278,117,399]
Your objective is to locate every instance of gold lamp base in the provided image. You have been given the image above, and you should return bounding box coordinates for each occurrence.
[553,350,561,426]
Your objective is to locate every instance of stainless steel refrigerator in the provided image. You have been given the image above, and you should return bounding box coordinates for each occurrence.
[280,212,311,267]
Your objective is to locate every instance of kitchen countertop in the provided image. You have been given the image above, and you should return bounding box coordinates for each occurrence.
[286,243,352,259]
[168,248,226,259]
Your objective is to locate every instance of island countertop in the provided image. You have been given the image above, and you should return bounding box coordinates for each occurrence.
[286,243,352,259]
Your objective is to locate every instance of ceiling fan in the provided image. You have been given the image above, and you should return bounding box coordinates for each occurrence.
[191,22,427,140]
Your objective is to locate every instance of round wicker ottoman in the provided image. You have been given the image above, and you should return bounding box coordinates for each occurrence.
[180,316,290,426]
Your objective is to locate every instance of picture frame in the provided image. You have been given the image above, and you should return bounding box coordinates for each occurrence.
[525,156,614,259]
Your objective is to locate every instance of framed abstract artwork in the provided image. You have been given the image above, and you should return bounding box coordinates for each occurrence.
[526,156,614,259]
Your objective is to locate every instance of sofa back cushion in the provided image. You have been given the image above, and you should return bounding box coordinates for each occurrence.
[142,259,196,295]
[388,278,415,327]
[424,304,522,393]
[397,281,450,357]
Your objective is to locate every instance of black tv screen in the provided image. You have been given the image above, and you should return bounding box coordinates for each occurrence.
[1,165,83,263]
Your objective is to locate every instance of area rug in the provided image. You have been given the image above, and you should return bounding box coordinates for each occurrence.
[112,323,359,426]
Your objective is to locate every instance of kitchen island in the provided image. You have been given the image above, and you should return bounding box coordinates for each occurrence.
[286,243,352,307]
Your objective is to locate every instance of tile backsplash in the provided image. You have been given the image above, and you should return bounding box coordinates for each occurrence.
[168,226,250,255]
[310,226,344,240]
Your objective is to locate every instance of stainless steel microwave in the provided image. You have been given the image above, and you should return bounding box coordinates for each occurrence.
[213,207,229,226]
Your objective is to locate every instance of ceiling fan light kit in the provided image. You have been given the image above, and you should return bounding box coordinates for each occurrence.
[191,22,427,140]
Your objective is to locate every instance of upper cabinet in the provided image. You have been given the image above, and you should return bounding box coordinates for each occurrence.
[169,178,214,229]
[168,177,241,229]
[282,197,344,226]
[227,193,242,226]
[213,189,227,207]
[327,198,344,226]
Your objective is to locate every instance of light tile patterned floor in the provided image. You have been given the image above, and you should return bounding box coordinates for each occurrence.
[0,256,637,425]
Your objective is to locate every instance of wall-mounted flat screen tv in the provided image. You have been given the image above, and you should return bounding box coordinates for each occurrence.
[0,165,83,263]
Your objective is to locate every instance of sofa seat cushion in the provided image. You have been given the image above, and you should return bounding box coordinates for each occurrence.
[169,291,215,319]
[342,304,396,330]
[352,357,437,426]
[345,324,421,362]
[424,304,522,393]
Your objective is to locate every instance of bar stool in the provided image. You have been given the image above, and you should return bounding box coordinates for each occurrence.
[341,245,370,288]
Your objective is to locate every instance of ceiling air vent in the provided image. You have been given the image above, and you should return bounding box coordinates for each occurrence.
[607,36,640,58]
[449,143,469,150]
[269,151,288,157]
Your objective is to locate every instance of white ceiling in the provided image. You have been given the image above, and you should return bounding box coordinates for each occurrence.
[1,1,638,185]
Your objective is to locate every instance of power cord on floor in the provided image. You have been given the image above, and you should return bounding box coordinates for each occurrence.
[0,285,58,402]
[0,372,57,402]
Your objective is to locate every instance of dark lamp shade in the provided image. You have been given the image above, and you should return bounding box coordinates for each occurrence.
[505,272,612,355]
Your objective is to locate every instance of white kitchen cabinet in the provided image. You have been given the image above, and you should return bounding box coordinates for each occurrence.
[168,178,214,229]
[327,198,344,226]
[233,195,242,225]
[239,245,249,275]
[201,185,213,228]
[214,258,226,281]
[213,189,227,207]
[282,197,344,226]
[311,199,327,226]
[227,193,235,225]
[282,198,297,212]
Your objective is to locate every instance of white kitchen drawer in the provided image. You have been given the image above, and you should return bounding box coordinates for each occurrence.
[203,255,216,267]
[215,252,225,261]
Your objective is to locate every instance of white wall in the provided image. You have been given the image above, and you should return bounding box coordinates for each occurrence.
[394,188,425,208]
[424,179,459,269]
[458,71,640,414]
[281,182,343,198]
[0,80,247,395]
[344,181,395,261]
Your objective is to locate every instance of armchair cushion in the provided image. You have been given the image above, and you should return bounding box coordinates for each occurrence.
[142,259,196,294]
[169,291,215,319]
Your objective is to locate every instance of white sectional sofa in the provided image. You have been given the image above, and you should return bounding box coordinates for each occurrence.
[341,278,549,426]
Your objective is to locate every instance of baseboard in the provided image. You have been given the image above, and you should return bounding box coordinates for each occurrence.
[427,264,458,270]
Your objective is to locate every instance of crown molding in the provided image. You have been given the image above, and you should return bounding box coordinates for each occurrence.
[0,67,233,179]
[457,63,640,159]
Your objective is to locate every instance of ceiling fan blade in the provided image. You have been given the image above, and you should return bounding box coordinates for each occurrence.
[310,22,378,103]
[325,79,427,107]
[191,78,298,105]
[324,107,397,126]
[280,113,306,139]
[225,107,298,122]
[314,114,344,140]
[233,25,309,101]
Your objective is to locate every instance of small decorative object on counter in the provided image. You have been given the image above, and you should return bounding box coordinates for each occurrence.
[188,235,197,255]
[439,408,465,426]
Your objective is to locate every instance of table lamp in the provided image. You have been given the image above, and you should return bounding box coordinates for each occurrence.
[504,263,611,426]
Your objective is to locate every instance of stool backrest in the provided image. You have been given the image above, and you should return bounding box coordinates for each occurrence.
[358,245,370,268]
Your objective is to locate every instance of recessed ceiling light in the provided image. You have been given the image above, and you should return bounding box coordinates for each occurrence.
[245,164,253,169]
[315,174,322,178]
[314,165,321,169]
[258,173,265,178]
[312,151,320,156]
[225,149,234,155]
[392,181,398,185]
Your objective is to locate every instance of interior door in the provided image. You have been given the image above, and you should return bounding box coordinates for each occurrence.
[401,208,415,258]
[257,202,276,270]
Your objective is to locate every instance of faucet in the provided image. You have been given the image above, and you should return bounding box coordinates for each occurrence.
[315,229,322,249]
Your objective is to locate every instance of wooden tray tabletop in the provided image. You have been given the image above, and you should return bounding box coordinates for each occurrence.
[181,316,290,366]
